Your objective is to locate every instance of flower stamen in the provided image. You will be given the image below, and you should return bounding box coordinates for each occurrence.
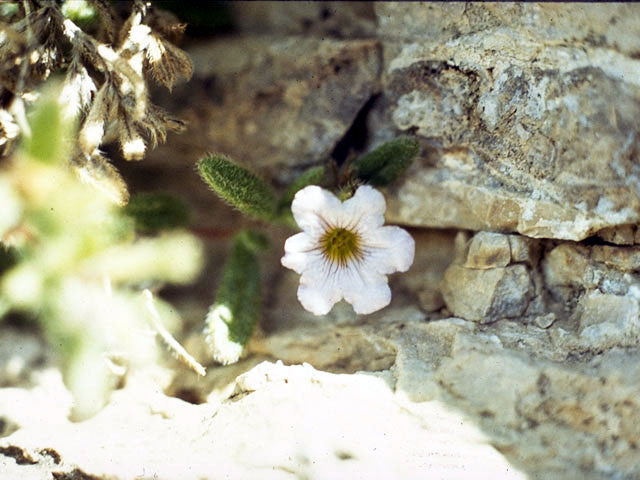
[320,226,362,266]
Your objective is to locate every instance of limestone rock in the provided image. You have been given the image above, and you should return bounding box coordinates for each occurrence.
[161,36,381,181]
[441,231,537,323]
[596,225,636,246]
[376,3,640,241]
[508,234,540,266]
[133,3,640,244]
[441,231,640,343]
[139,3,640,244]
[4,302,640,480]
[438,331,640,477]
[542,243,640,304]
[542,243,595,290]
[442,264,534,323]
[252,307,640,479]
[229,2,376,38]
[569,292,640,352]
[375,4,640,56]
[464,231,511,269]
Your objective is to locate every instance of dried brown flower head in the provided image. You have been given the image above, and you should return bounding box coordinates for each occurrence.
[0,0,193,204]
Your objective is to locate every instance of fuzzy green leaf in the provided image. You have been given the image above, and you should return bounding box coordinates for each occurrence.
[354,138,420,187]
[24,95,71,165]
[204,230,265,365]
[122,192,190,233]
[198,154,277,221]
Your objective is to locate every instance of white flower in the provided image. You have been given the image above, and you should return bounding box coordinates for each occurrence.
[281,185,415,315]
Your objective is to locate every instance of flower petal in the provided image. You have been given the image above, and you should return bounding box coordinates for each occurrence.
[342,263,392,314]
[281,232,317,274]
[364,225,415,274]
[297,259,343,315]
[341,185,386,232]
[283,184,414,316]
[291,185,342,234]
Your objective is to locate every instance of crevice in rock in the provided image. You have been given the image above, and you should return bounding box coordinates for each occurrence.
[581,234,629,247]
[170,387,205,405]
[330,94,380,166]
[0,416,19,438]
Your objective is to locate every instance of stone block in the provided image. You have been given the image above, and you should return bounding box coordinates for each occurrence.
[441,264,533,323]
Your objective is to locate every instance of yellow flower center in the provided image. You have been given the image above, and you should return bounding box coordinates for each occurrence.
[320,227,362,266]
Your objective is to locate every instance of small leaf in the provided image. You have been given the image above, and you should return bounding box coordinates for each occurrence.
[71,151,130,206]
[143,290,205,376]
[78,83,113,155]
[354,137,420,187]
[59,59,97,120]
[122,192,190,233]
[204,230,264,365]
[24,92,72,165]
[119,117,146,161]
[136,104,185,148]
[146,33,193,91]
[198,154,277,221]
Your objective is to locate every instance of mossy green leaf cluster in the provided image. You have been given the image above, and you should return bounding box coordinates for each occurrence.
[122,192,190,233]
[205,230,267,365]
[198,154,277,221]
[354,137,420,187]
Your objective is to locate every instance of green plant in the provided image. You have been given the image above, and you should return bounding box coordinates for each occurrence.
[0,85,204,420]
[197,137,420,363]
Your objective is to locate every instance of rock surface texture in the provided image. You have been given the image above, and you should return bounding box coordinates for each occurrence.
[3,3,640,480]
[377,3,640,241]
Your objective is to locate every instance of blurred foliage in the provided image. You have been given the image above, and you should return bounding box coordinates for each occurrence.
[0,86,204,420]
[22,84,75,165]
[205,230,267,365]
[354,137,420,187]
[122,192,190,233]
[62,0,99,29]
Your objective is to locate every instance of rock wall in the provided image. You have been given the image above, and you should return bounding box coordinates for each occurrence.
[139,2,640,477]
[2,3,640,479]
